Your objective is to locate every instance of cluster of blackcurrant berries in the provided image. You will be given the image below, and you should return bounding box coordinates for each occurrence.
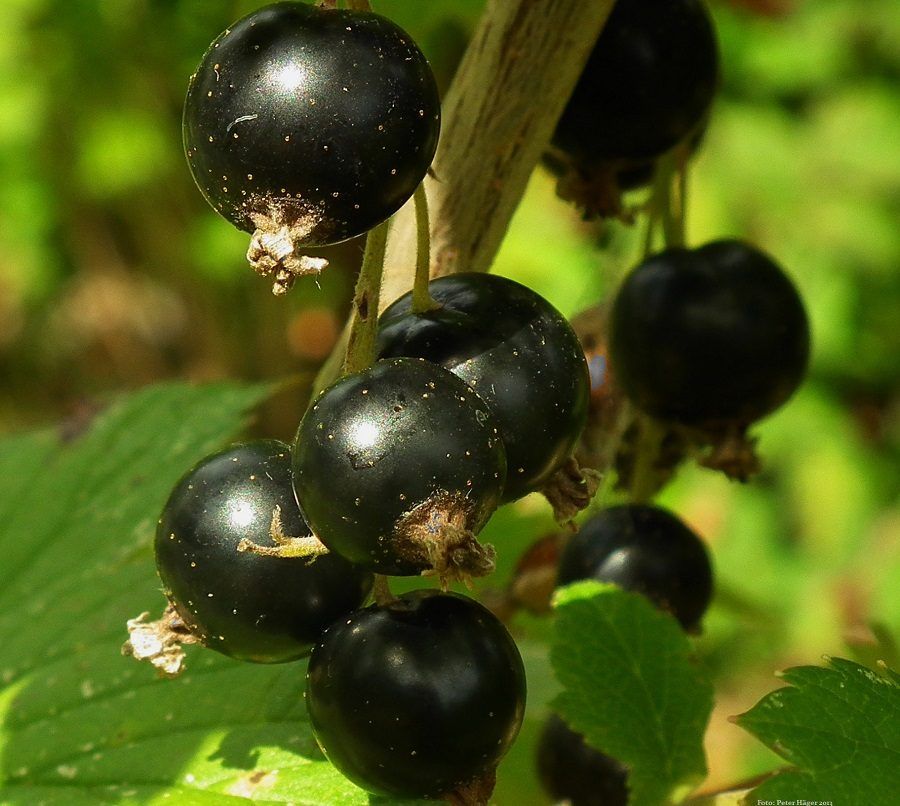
[124,428,526,799]
[530,2,810,802]
[551,0,810,488]
[127,1,599,800]
[127,269,592,798]
[121,0,815,801]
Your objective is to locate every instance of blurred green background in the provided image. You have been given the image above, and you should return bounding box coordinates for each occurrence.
[0,0,898,800]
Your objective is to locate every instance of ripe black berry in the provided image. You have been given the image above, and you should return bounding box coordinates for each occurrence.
[537,714,629,806]
[377,273,590,501]
[553,0,718,165]
[153,440,372,663]
[609,240,810,428]
[306,590,526,798]
[183,2,440,280]
[557,504,713,631]
[292,358,506,578]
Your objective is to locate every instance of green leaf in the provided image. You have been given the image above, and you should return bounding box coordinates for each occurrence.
[0,382,422,804]
[736,657,900,806]
[550,582,713,806]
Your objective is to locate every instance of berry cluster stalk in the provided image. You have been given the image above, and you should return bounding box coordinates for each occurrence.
[380,0,616,307]
[630,144,693,502]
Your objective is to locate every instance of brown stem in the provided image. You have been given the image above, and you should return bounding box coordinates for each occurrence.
[381,0,617,308]
[372,574,397,606]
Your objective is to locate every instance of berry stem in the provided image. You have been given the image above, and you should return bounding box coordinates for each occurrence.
[642,196,660,259]
[629,414,666,503]
[411,182,439,314]
[643,150,682,252]
[629,144,693,501]
[658,144,691,249]
[343,220,390,376]
[676,147,690,243]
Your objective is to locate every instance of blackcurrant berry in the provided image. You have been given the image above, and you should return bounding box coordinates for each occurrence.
[553,0,718,165]
[306,590,526,798]
[292,358,506,578]
[557,504,713,631]
[609,240,810,428]
[154,440,373,663]
[183,2,440,267]
[377,273,590,501]
[537,714,629,806]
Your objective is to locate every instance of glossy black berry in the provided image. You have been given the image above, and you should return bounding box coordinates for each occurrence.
[183,2,440,246]
[293,358,506,577]
[609,240,810,428]
[537,714,629,806]
[306,590,526,798]
[377,274,590,501]
[557,504,713,630]
[553,0,718,165]
[155,440,373,663]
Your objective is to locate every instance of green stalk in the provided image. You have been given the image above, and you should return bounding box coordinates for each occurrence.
[675,148,689,246]
[343,220,390,376]
[655,149,684,250]
[642,197,659,259]
[629,145,692,504]
[629,415,666,503]
[411,182,439,313]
